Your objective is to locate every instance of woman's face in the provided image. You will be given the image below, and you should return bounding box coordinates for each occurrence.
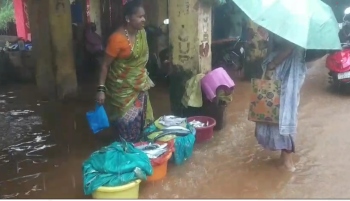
[128,7,146,30]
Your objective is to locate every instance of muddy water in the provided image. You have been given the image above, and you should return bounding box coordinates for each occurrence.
[1,58,350,198]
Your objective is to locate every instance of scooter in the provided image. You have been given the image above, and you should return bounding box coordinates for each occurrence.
[211,37,245,73]
[326,43,350,91]
[325,7,350,91]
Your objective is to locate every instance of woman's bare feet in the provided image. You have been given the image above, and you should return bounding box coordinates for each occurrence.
[280,150,296,172]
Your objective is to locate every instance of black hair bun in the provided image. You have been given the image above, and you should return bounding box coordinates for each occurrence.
[123,0,143,17]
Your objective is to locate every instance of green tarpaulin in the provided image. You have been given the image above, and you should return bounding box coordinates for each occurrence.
[82,142,153,195]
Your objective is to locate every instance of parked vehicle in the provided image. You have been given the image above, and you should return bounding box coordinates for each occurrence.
[325,7,350,91]
[326,43,350,91]
[211,37,245,73]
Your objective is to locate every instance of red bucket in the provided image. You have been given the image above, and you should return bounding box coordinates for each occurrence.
[187,116,216,143]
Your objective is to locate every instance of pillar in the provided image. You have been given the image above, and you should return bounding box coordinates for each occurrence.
[88,0,102,35]
[27,0,56,99]
[13,0,31,41]
[48,0,78,99]
[168,0,212,115]
[27,0,77,100]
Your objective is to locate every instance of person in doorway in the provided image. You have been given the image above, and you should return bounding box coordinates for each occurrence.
[95,0,154,142]
[255,32,307,172]
[85,22,103,57]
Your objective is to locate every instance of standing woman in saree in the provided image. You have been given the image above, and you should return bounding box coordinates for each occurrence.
[96,0,154,142]
[255,32,307,172]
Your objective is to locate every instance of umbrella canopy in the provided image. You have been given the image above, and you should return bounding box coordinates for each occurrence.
[232,0,341,50]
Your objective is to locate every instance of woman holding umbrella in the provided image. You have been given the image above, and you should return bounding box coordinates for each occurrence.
[233,0,341,172]
[255,32,306,172]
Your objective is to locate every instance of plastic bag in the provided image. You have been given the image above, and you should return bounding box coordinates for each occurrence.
[86,104,110,134]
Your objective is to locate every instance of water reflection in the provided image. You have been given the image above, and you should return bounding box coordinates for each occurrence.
[0,87,55,198]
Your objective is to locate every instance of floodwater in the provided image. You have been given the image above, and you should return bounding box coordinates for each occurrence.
[1,57,350,198]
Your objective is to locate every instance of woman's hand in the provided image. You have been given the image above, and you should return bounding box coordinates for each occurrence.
[96,92,105,105]
[267,61,276,71]
[265,62,276,80]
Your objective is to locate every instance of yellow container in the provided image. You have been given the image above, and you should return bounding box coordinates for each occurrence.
[92,180,141,199]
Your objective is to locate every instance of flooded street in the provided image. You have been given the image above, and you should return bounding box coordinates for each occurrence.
[1,58,350,198]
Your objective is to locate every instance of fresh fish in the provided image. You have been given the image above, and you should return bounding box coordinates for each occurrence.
[153,131,189,142]
[189,120,207,128]
[151,134,177,142]
[163,126,189,131]
[134,144,151,150]
[143,148,167,158]
[153,134,176,142]
[158,115,187,127]
[135,143,167,151]
[140,144,160,151]
[160,129,190,135]
[158,144,167,149]
[135,143,168,159]
[143,148,166,155]
[145,129,190,139]
[163,115,186,121]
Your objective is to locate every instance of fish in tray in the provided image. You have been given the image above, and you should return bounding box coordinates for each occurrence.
[189,120,208,128]
[158,115,187,127]
[143,148,167,159]
[162,126,190,132]
[151,126,191,142]
[135,143,167,151]
[135,143,168,159]
[144,125,191,140]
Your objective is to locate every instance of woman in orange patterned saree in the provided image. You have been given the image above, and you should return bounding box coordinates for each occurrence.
[96,0,154,142]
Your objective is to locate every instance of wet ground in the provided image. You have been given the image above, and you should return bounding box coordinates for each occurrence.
[1,57,350,198]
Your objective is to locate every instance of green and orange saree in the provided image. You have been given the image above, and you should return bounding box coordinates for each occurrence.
[104,29,154,142]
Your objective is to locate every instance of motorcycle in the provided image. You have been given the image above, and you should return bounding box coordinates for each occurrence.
[326,43,350,91]
[325,7,350,92]
[211,37,245,74]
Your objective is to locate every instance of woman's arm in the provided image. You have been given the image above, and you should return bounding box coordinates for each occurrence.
[98,33,121,86]
[211,37,238,45]
[268,40,295,70]
[98,54,114,85]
